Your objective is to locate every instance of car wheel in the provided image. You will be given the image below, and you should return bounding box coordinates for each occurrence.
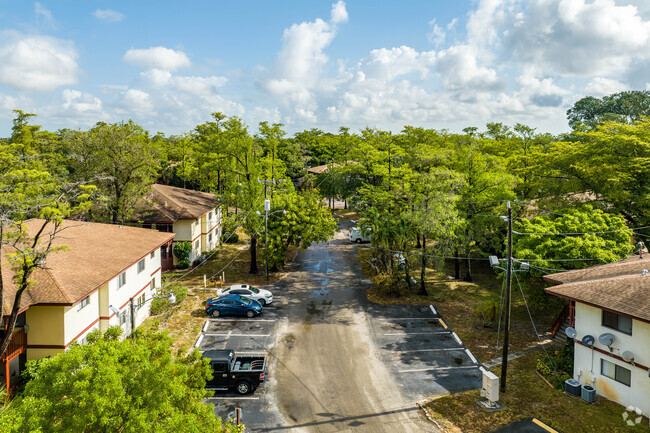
[212,309,221,318]
[236,380,251,395]
[246,310,255,318]
[258,299,266,306]
[355,238,362,244]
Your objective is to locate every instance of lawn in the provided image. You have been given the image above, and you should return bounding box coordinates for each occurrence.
[424,353,649,433]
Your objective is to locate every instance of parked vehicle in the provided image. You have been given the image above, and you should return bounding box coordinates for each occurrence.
[348,226,372,243]
[217,284,273,306]
[205,294,262,318]
[203,349,267,394]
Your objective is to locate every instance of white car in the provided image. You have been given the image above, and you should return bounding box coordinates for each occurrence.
[216,284,273,306]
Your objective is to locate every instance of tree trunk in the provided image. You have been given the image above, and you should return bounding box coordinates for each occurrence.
[344,199,347,210]
[415,232,421,248]
[454,248,460,280]
[249,235,259,274]
[464,255,473,282]
[419,234,427,296]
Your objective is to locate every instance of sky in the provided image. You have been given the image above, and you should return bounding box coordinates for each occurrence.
[1,0,650,137]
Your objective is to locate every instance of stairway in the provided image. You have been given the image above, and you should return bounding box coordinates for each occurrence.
[552,318,570,346]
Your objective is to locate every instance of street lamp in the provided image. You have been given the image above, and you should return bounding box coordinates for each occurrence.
[109,293,176,336]
[256,204,287,281]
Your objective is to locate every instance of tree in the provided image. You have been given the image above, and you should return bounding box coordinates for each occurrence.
[0,328,242,433]
[62,120,160,223]
[514,205,633,273]
[567,90,650,130]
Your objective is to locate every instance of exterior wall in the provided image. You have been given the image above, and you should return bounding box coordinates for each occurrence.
[172,219,202,263]
[25,305,65,360]
[63,290,101,345]
[201,206,222,252]
[573,302,650,416]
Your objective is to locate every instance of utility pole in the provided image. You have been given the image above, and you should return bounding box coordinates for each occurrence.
[500,201,513,392]
[257,179,275,281]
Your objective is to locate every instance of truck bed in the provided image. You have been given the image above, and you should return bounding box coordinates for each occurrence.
[232,355,266,372]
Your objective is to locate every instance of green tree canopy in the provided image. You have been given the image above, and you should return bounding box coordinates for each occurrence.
[0,329,241,433]
[567,90,650,130]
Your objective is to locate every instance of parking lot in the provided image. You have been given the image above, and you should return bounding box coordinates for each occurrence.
[366,303,483,401]
[196,295,287,430]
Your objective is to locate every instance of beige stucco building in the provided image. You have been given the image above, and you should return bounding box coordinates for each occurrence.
[0,219,174,392]
[545,257,650,417]
[135,184,222,268]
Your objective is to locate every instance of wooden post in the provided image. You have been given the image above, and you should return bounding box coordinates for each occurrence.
[236,407,241,425]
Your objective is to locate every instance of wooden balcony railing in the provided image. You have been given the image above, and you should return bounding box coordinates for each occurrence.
[2,327,26,362]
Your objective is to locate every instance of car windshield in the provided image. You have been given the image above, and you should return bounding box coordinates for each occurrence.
[250,287,259,294]
[239,296,252,305]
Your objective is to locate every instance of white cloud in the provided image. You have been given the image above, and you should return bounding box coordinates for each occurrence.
[515,71,568,107]
[122,89,155,115]
[0,32,79,92]
[584,77,628,96]
[34,2,54,23]
[123,47,191,71]
[93,9,125,23]
[427,19,446,47]
[359,46,436,81]
[61,89,102,113]
[435,45,503,91]
[331,1,348,24]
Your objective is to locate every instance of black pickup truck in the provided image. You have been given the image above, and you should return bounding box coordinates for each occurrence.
[203,349,267,395]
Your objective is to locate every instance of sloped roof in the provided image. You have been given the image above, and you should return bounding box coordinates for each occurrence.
[1,219,174,315]
[135,184,220,222]
[544,256,650,322]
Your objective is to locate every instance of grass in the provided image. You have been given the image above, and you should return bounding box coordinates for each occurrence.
[140,228,298,353]
[424,353,649,433]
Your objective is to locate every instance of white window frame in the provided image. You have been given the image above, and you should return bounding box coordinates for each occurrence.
[137,259,145,274]
[118,272,127,288]
[77,296,90,311]
[601,359,631,386]
[150,251,155,259]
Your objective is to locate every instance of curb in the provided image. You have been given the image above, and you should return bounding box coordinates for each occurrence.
[416,401,445,432]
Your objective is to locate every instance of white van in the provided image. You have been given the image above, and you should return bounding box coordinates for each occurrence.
[348,226,371,243]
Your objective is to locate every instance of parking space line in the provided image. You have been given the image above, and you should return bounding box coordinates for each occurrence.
[383,331,450,336]
[208,318,276,322]
[391,348,466,353]
[466,348,478,364]
[438,318,448,329]
[398,365,479,373]
[204,333,271,337]
[194,334,204,348]
[202,321,209,332]
[429,305,438,315]
[380,317,438,321]
[207,397,260,401]
[451,332,462,345]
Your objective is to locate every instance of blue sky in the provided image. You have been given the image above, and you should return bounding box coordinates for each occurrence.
[1,0,650,137]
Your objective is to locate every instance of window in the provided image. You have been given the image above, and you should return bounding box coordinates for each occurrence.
[137,294,145,308]
[150,251,155,259]
[157,223,172,233]
[208,233,213,243]
[161,245,167,259]
[212,362,226,373]
[137,259,145,273]
[601,359,631,386]
[118,272,126,288]
[602,310,632,335]
[77,296,90,311]
[142,223,152,229]
[119,311,128,325]
[151,278,156,290]
[194,240,199,250]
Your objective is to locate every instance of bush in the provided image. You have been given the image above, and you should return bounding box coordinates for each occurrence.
[150,283,188,315]
[192,255,206,267]
[173,241,192,262]
[222,232,239,243]
[176,259,190,269]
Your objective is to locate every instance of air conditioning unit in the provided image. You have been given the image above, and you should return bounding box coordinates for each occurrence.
[481,370,499,405]
[581,384,596,403]
[564,378,581,397]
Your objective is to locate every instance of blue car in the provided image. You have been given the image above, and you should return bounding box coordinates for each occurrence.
[206,294,262,318]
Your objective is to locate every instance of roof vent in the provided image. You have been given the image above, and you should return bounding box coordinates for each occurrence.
[643,269,648,276]
[164,201,168,206]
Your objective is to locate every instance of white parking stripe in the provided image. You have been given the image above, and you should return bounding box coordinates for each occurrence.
[429,305,438,315]
[383,331,451,336]
[451,332,462,345]
[209,318,276,322]
[194,334,204,348]
[466,348,478,364]
[391,348,465,353]
[380,317,438,321]
[398,365,479,373]
[202,321,209,332]
[207,397,260,401]
[204,333,271,337]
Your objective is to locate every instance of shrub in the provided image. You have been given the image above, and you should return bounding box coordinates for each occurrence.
[173,241,192,262]
[176,259,190,269]
[150,283,188,315]
[192,255,206,267]
[222,232,239,243]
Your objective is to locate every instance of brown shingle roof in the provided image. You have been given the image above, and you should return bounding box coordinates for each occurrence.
[544,256,650,322]
[135,184,220,222]
[1,219,174,314]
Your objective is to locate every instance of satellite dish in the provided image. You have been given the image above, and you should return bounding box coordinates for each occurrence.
[598,333,615,347]
[622,351,635,363]
[566,327,577,339]
[582,335,595,347]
